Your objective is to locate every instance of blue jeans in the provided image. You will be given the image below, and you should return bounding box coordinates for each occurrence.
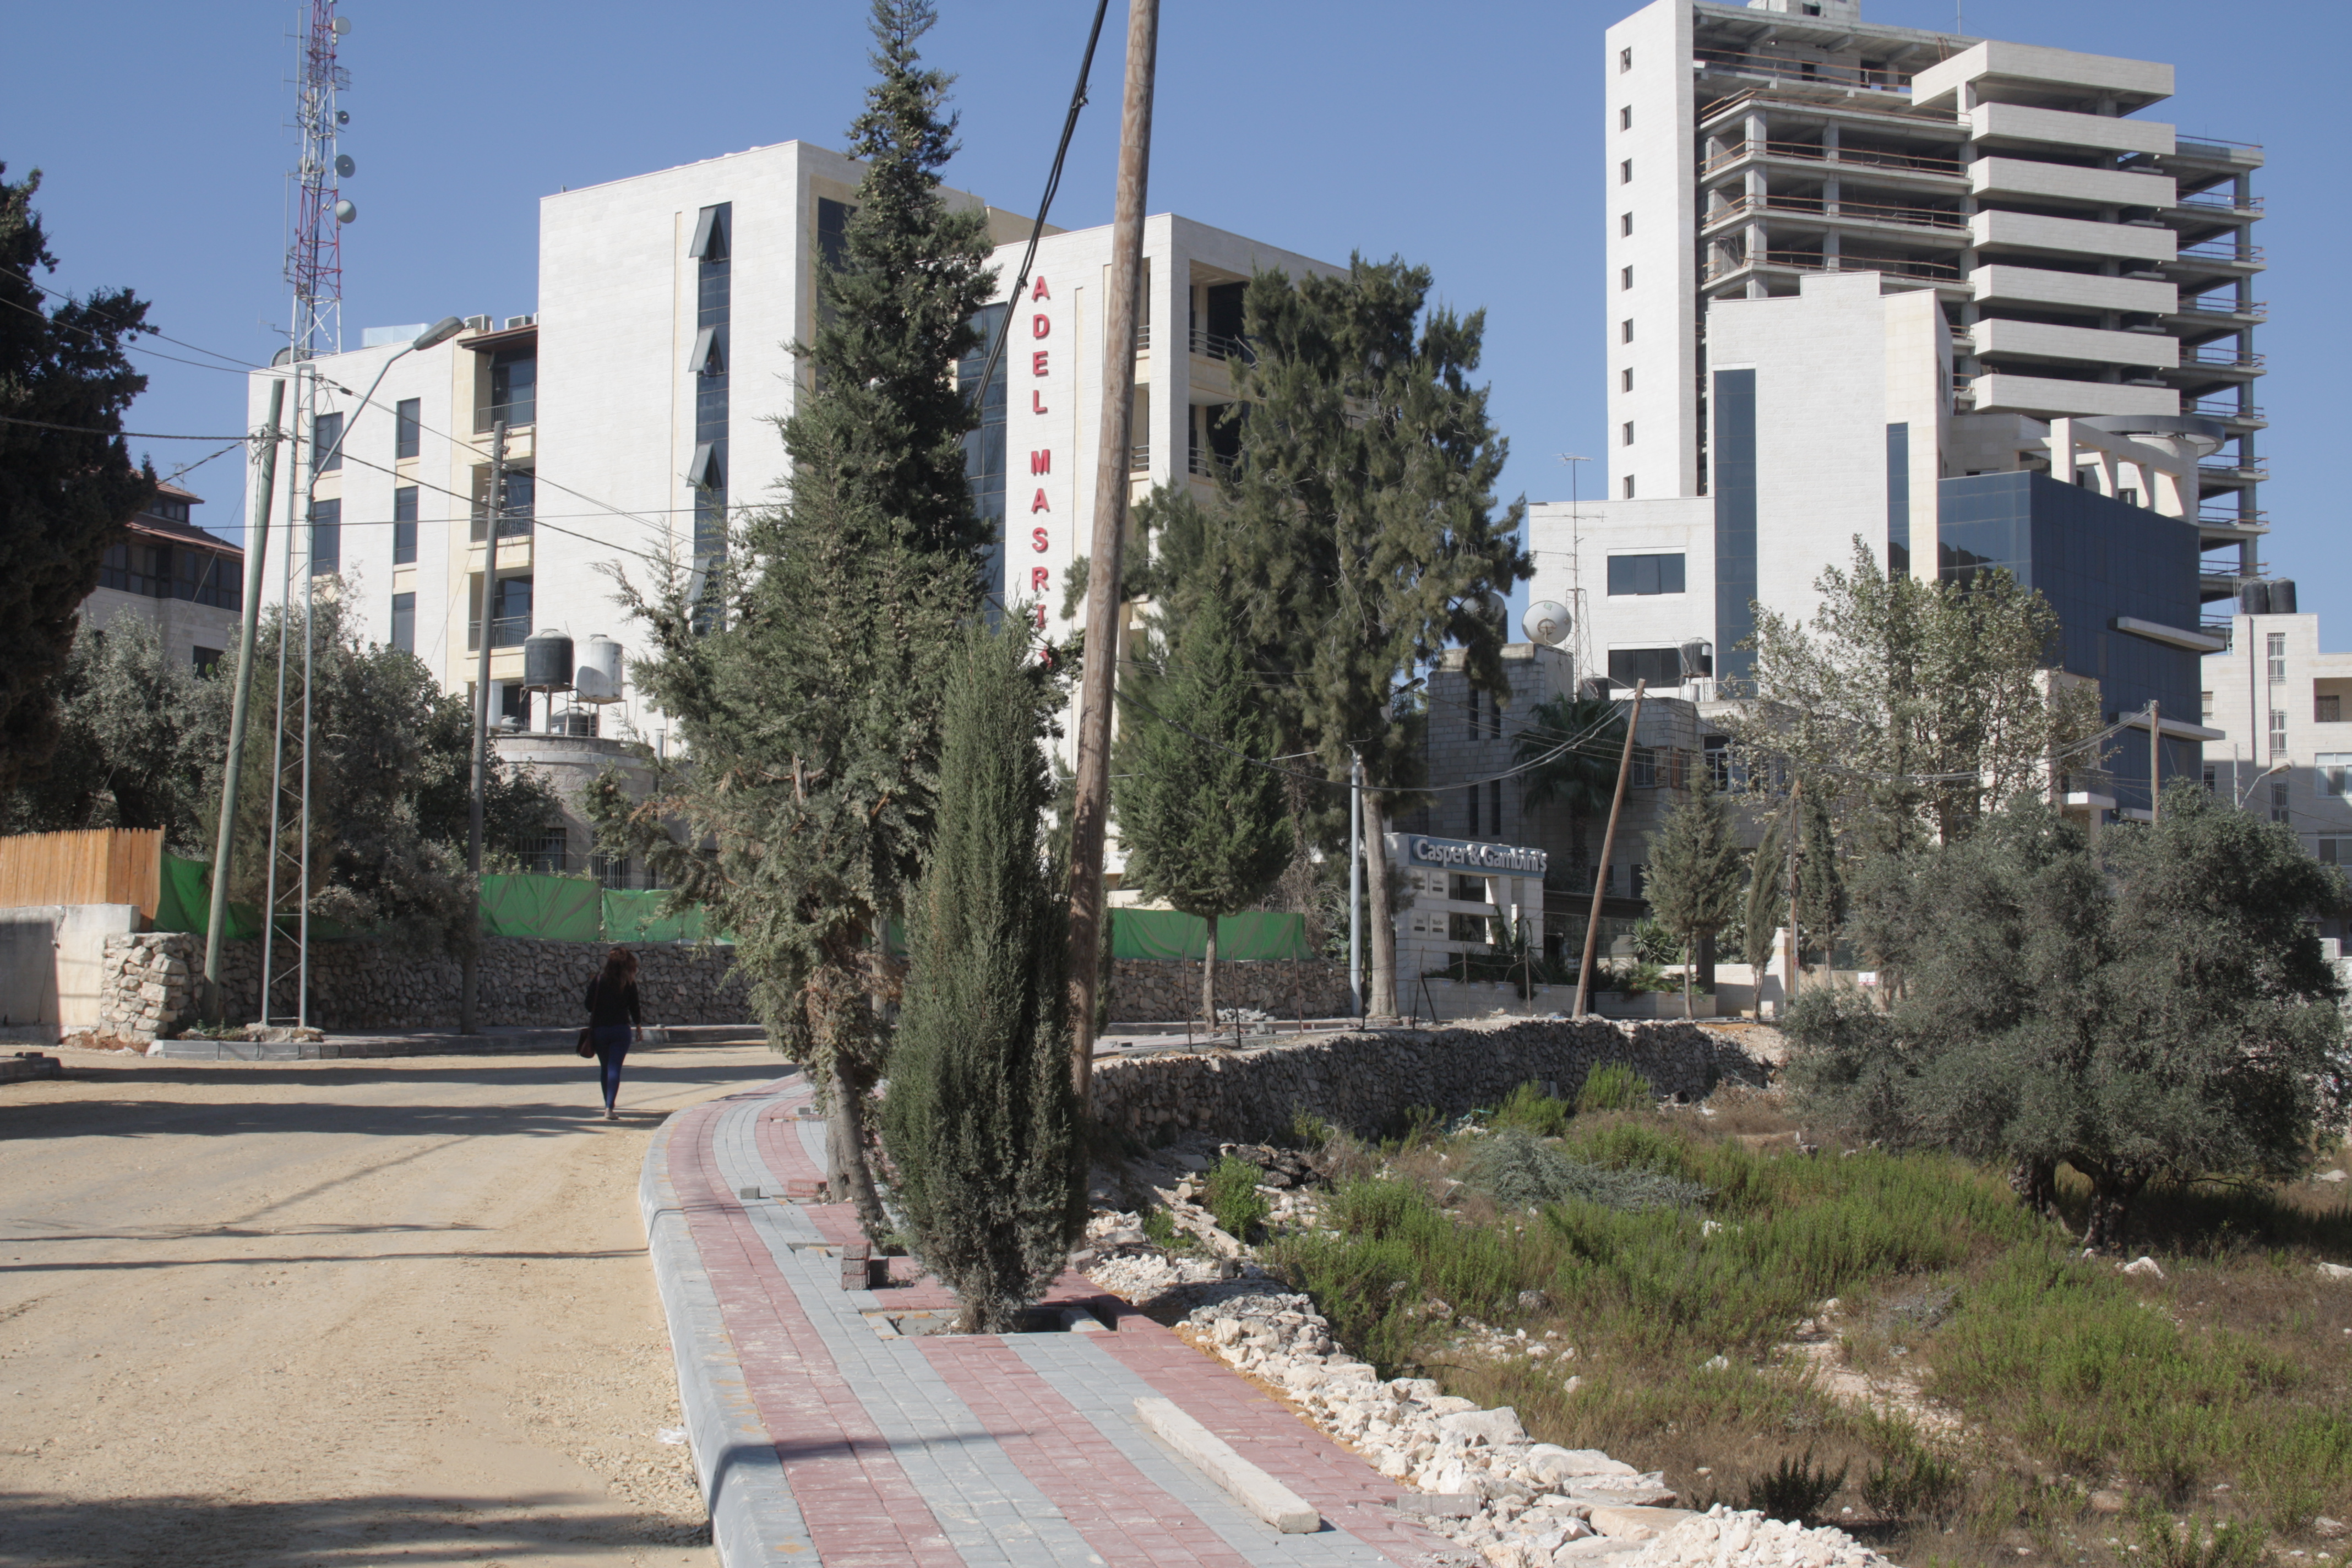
[591,1025,632,1109]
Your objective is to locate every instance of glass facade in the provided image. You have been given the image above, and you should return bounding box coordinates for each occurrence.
[1937,471,2202,813]
[1712,369,1757,688]
[487,346,536,428]
[390,590,415,654]
[309,498,340,575]
[959,302,1009,601]
[1885,422,1910,576]
[394,398,420,460]
[693,203,732,568]
[1607,553,1686,596]
[312,411,342,472]
[393,484,417,564]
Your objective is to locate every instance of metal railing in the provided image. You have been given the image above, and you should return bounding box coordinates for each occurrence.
[2173,298,2267,320]
[1134,323,1151,352]
[473,399,535,433]
[2173,242,2266,264]
[1129,444,1150,474]
[466,615,529,651]
[1705,192,1967,231]
[2179,347,2266,368]
[2190,399,2265,422]
[2175,192,2264,213]
[1187,448,1234,480]
[1698,137,1964,178]
[1694,48,1910,94]
[2198,505,2268,525]
[1189,327,1254,363]
[2201,619,2235,651]
[470,510,534,541]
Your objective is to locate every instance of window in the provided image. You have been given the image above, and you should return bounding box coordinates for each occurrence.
[309,498,340,575]
[1619,46,1632,72]
[2201,690,2215,719]
[1705,735,1731,789]
[1621,212,1634,237]
[1621,318,1635,343]
[468,573,532,649]
[1621,265,1634,290]
[1467,776,1479,836]
[2322,837,2352,867]
[516,825,568,875]
[1621,367,1634,393]
[1620,159,1633,184]
[1622,421,1636,445]
[487,346,536,428]
[394,398,420,460]
[2272,781,2290,824]
[2270,709,2288,758]
[2322,694,2344,723]
[390,591,416,654]
[1490,778,1504,836]
[472,467,535,540]
[1607,553,1685,596]
[1623,475,1636,499]
[2117,488,2140,508]
[2319,755,2352,797]
[393,484,418,564]
[500,682,527,726]
[1448,911,1495,945]
[192,646,222,677]
[1631,747,1657,788]
[2268,631,2286,684]
[2202,764,2217,794]
[1619,106,1632,130]
[312,411,343,471]
[1607,647,1684,689]
[693,202,734,568]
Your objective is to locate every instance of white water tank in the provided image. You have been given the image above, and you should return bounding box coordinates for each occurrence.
[575,635,625,703]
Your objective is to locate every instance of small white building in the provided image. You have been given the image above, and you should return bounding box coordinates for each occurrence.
[2201,600,2352,928]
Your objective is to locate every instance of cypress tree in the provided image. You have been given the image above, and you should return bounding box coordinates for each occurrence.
[1113,590,1293,1022]
[1796,786,1846,972]
[1643,770,1745,1019]
[883,622,1084,1333]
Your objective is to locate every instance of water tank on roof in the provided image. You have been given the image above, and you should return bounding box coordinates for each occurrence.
[2271,579,2297,615]
[522,629,574,693]
[2240,582,2272,617]
[575,635,624,703]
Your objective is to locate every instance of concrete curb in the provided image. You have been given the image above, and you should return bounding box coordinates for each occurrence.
[639,1107,812,1567]
[1134,1395,1323,1533]
[150,1023,765,1061]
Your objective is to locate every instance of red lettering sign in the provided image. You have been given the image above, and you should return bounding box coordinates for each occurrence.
[1030,450,1050,475]
[1031,276,1050,302]
[1032,350,1049,377]
[1031,566,1051,592]
[1032,389,1049,414]
[1030,488,1050,514]
[1032,313,1050,340]
[1033,603,1047,630]
[1031,526,1050,553]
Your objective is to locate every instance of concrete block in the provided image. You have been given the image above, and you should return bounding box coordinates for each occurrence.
[1586,1505,1697,1541]
[1134,1395,1320,1533]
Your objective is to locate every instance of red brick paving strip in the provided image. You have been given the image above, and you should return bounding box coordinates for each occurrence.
[671,1097,968,1566]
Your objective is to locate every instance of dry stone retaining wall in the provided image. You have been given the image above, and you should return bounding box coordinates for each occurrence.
[98,931,753,1039]
[1087,1015,1745,1143]
[1107,958,1353,1023]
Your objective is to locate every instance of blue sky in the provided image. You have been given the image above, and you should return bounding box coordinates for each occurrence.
[7,1,2345,639]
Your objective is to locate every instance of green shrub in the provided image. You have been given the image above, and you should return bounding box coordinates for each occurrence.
[1204,1156,1271,1242]
[1577,1063,1653,1114]
[1861,1441,1964,1523]
[1140,1207,1182,1248]
[1741,1447,1848,1526]
[1466,1130,1708,1213]
[2136,1509,2268,1568]
[1493,1080,1571,1139]
[1634,916,1684,966]
[1291,1109,1336,1148]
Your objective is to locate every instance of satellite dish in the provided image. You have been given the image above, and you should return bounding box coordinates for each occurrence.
[331,15,351,34]
[1523,600,1573,647]
[334,199,358,225]
[336,109,350,126]
[335,153,356,178]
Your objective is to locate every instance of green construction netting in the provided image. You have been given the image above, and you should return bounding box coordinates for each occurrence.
[1109,908,1309,962]
[478,873,606,942]
[154,852,264,940]
[602,889,708,945]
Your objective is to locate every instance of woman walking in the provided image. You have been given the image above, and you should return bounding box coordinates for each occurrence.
[585,946,642,1121]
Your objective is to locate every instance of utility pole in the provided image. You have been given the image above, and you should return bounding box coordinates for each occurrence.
[1348,750,1364,1017]
[1574,680,1646,1017]
[200,378,286,1022]
[2148,698,2161,825]
[1064,0,1160,1099]
[460,420,507,1035]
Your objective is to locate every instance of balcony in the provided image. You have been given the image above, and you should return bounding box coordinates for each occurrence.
[1698,137,1964,181]
[1694,48,1911,96]
[466,615,529,651]
[474,398,535,434]
[1129,444,1150,474]
[1189,328,1254,363]
[1706,249,1967,291]
[1703,192,1968,237]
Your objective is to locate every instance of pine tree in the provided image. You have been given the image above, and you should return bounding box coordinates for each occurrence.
[882,621,1084,1333]
[1744,802,1791,988]
[588,0,994,1239]
[1113,590,1293,1021]
[1796,786,1846,973]
[1219,257,1530,1018]
[1643,771,1744,1019]
[1,164,155,797]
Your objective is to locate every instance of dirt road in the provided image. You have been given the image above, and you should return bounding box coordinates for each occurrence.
[0,1042,785,1567]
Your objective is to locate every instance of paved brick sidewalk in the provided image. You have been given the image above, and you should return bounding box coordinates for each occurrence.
[642,1071,1460,1568]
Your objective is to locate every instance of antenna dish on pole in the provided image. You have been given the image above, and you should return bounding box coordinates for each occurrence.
[334,199,357,224]
[335,153,356,177]
[1523,600,1573,647]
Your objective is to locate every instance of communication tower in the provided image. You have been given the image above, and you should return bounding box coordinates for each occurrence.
[285,0,350,362]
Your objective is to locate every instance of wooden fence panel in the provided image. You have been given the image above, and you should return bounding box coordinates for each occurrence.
[0,829,163,918]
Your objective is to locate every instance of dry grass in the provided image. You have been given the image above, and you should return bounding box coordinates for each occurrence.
[1270,1085,2352,1568]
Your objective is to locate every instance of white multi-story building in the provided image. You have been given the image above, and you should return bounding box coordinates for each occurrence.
[1528,0,2271,813]
[83,481,244,673]
[243,140,1332,873]
[2200,596,2352,930]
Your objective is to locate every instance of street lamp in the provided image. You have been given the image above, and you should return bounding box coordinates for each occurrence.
[2237,760,2289,809]
[202,316,466,1028]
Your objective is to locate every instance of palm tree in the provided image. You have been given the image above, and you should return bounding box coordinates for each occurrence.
[1513,692,1628,891]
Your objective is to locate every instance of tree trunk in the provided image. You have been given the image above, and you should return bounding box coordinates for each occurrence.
[1199,917,1219,1025]
[2008,1155,2068,1232]
[1683,935,1694,1020]
[825,1066,891,1242]
[2079,1162,2147,1254]
[1360,789,1400,1020]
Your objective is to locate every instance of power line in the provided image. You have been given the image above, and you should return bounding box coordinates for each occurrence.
[0,263,263,370]
[0,412,256,440]
[0,290,256,378]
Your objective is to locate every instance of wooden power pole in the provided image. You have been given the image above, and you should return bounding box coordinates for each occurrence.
[1574,680,1646,1016]
[1065,0,1161,1099]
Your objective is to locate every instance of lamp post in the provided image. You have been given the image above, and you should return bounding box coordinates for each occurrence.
[207,317,462,1027]
[2237,760,2289,810]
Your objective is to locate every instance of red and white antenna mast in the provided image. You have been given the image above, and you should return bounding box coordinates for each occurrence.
[285,0,351,362]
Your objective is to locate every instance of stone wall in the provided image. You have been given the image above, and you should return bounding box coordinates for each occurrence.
[1107,959,1354,1023]
[99,932,754,1039]
[1086,1015,1748,1143]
